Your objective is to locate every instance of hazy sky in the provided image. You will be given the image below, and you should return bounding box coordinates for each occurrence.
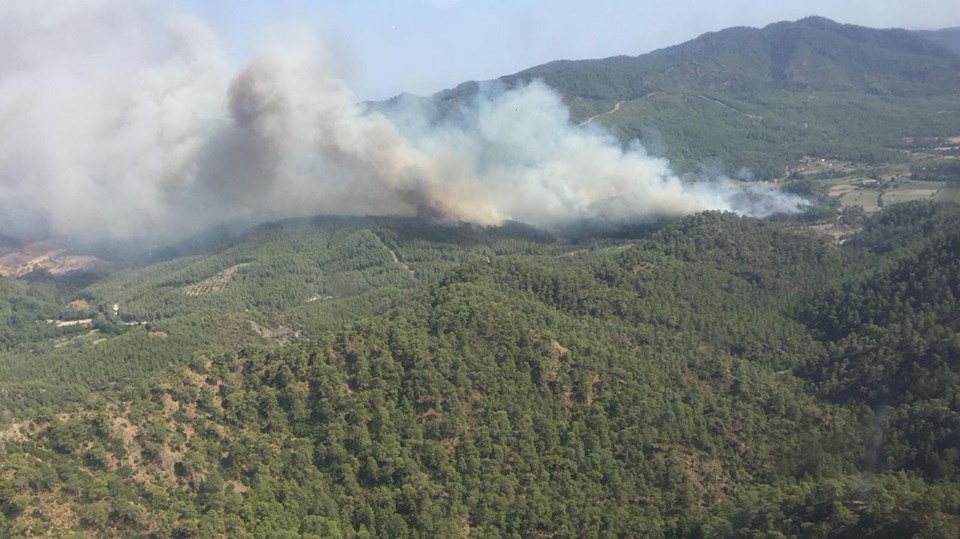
[173,0,960,100]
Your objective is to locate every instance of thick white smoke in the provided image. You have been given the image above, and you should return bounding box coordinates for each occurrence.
[0,0,807,241]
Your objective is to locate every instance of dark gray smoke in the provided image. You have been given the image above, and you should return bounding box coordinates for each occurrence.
[0,1,808,241]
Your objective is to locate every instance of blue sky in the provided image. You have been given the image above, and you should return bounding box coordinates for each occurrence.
[175,0,960,100]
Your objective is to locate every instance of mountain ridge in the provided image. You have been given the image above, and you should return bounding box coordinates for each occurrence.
[372,17,960,179]
[425,17,960,104]
[915,27,960,55]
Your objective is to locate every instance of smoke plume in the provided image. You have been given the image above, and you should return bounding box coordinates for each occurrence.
[0,1,807,242]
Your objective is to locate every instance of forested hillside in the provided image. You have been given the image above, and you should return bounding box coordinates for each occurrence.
[508,17,959,98]
[917,27,960,55]
[3,15,960,536]
[3,203,960,536]
[0,217,558,419]
[376,17,960,178]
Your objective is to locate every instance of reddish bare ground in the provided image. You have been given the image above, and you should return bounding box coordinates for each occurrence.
[0,240,108,277]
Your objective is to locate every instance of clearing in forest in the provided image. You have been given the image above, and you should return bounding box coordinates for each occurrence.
[182,264,248,297]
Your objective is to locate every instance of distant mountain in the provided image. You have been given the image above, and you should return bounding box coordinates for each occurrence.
[377,17,960,179]
[915,27,960,55]
[432,17,959,105]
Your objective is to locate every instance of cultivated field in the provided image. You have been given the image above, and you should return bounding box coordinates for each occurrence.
[182,264,249,297]
[807,138,960,213]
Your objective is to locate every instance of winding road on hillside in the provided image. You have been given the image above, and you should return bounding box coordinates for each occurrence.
[696,95,763,121]
[578,101,623,126]
[577,94,763,128]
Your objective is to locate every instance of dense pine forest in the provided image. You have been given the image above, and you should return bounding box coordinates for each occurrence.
[2,202,960,537]
[2,12,960,537]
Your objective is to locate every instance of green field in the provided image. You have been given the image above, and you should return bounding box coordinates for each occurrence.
[935,186,960,202]
[836,187,883,212]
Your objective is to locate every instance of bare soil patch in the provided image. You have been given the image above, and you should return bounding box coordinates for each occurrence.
[0,241,108,277]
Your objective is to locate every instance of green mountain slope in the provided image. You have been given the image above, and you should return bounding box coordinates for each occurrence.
[379,17,960,179]
[499,17,959,99]
[4,204,960,536]
[800,203,960,483]
[916,27,960,55]
[0,217,558,418]
[6,15,960,536]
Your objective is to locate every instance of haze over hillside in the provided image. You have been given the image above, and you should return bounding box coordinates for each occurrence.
[4,5,960,535]
[3,9,958,243]
[400,17,960,115]
[379,17,960,178]
[437,17,960,100]
[0,2,815,245]
[916,27,960,54]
